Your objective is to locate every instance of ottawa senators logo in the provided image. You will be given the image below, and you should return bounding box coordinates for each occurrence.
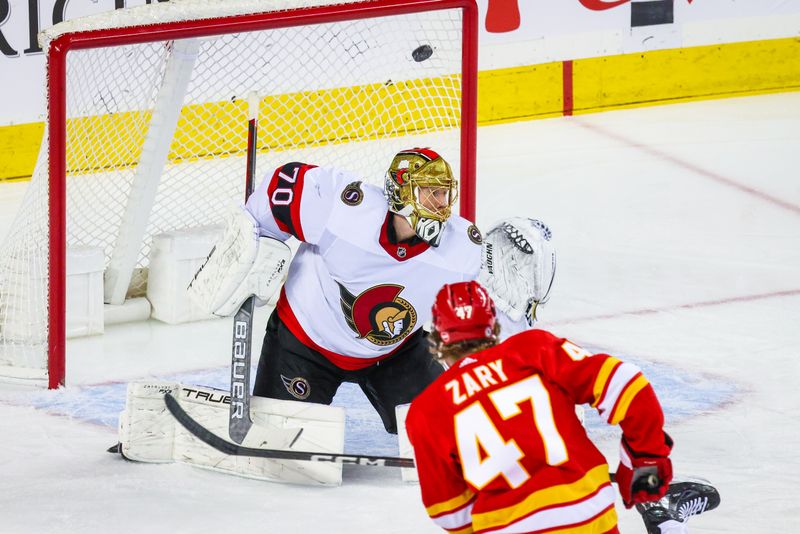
[338,283,417,346]
[467,224,482,244]
[280,375,311,400]
[340,181,364,206]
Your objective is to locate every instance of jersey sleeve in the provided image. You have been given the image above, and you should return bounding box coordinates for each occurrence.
[406,402,476,533]
[245,162,340,244]
[507,330,670,457]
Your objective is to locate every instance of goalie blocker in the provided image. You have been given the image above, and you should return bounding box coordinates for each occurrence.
[118,381,345,486]
[187,206,291,317]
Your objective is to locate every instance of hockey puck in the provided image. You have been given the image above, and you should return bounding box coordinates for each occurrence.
[412,44,433,62]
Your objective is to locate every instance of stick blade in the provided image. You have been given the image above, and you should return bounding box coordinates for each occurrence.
[229,417,253,444]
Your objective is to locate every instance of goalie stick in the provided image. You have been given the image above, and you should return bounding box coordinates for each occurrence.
[161,389,718,515]
[165,392,659,482]
[228,91,260,444]
[115,393,708,501]
[165,392,415,468]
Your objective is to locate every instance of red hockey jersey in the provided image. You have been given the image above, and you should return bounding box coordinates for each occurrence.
[405,329,671,534]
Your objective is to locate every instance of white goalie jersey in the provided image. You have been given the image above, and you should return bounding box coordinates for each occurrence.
[246,163,484,370]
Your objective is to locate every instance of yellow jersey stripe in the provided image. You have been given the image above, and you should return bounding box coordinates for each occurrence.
[472,464,610,530]
[543,504,617,534]
[609,374,649,425]
[476,484,617,534]
[596,362,642,422]
[427,488,476,517]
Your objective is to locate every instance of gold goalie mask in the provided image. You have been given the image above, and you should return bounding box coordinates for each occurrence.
[384,148,458,247]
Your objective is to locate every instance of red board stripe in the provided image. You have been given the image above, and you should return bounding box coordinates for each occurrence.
[563,60,574,116]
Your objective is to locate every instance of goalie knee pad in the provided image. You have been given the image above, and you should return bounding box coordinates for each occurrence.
[187,206,291,317]
[119,382,346,486]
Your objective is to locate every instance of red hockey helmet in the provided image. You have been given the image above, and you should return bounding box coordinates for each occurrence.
[432,281,497,345]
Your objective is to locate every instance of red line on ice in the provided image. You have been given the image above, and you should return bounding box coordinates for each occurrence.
[574,120,800,216]
[551,288,800,325]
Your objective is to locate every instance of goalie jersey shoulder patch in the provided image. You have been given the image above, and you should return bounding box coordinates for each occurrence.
[340,181,364,206]
[467,224,482,244]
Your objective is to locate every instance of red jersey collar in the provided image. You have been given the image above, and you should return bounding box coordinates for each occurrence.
[379,212,430,261]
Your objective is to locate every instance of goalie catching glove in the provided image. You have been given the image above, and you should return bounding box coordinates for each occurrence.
[478,217,556,326]
[188,206,291,317]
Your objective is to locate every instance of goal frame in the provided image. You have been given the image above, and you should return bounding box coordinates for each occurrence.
[45,0,478,389]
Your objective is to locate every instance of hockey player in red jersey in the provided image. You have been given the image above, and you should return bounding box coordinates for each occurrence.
[406,281,717,534]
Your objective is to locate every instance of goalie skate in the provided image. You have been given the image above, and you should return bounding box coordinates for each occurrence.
[635,477,721,534]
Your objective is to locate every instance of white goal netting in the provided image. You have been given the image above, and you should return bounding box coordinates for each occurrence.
[0,0,473,385]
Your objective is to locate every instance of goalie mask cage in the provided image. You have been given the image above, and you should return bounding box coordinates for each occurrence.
[0,0,477,389]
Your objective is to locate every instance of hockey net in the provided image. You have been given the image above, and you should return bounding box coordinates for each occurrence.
[0,0,477,387]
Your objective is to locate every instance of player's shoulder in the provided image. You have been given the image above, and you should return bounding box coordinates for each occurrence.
[504,328,562,349]
[499,329,569,369]
[425,215,482,269]
[333,174,386,209]
[444,215,484,248]
[305,166,386,209]
[302,165,355,193]
[311,172,386,239]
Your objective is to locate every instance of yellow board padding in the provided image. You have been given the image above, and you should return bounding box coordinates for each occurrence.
[64,75,460,175]
[4,75,461,181]
[170,75,461,162]
[0,122,44,181]
[571,37,800,114]
[476,62,564,124]
[3,36,800,181]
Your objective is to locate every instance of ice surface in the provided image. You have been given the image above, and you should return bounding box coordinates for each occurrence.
[1,92,798,533]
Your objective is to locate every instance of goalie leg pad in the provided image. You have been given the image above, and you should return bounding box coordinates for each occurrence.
[120,382,346,486]
[119,382,180,463]
[395,403,418,483]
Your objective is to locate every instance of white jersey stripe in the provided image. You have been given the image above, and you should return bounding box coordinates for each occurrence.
[597,362,642,422]
[432,502,474,531]
[487,484,616,534]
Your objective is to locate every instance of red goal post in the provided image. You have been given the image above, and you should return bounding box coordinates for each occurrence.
[1,0,477,389]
